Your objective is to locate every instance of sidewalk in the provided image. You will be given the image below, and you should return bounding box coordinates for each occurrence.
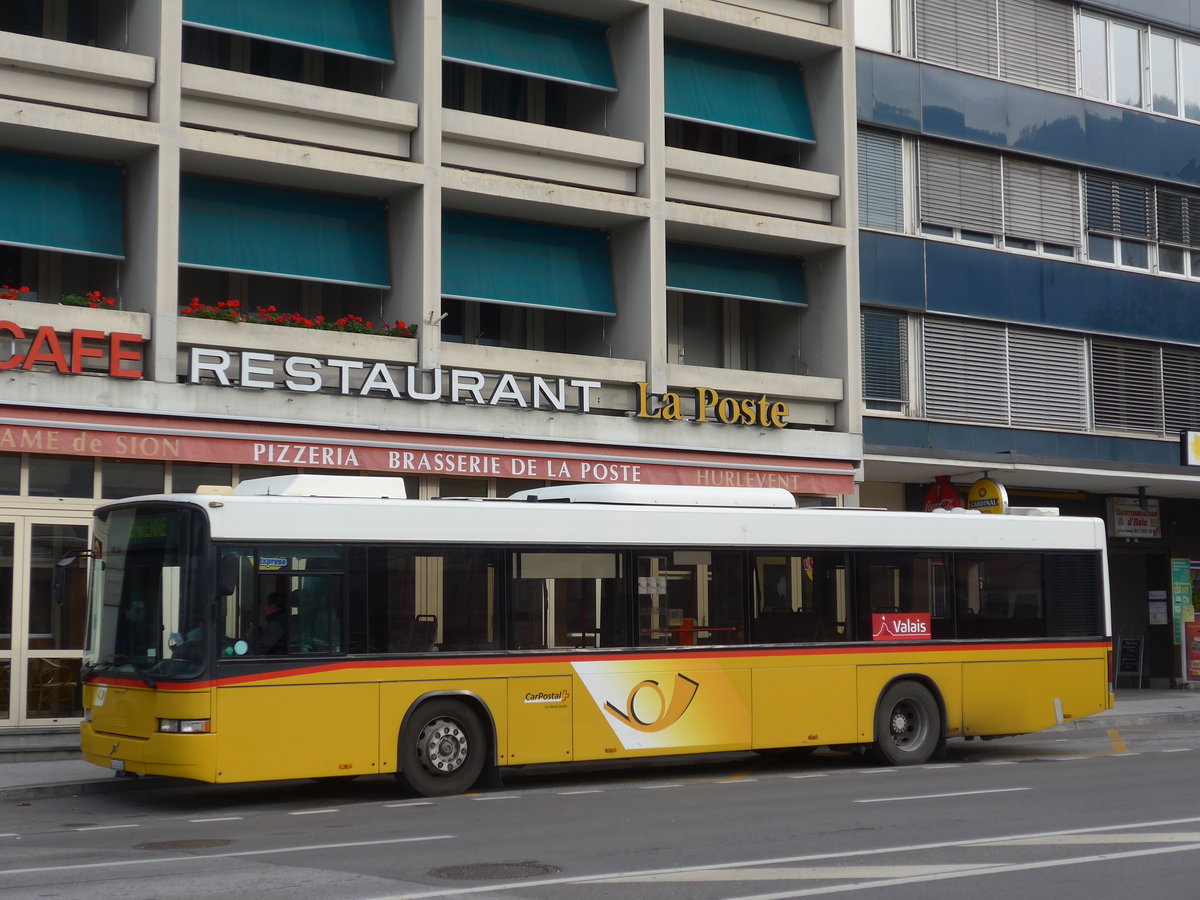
[2,689,1198,802]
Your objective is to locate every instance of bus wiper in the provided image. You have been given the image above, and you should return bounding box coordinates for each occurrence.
[112,655,157,689]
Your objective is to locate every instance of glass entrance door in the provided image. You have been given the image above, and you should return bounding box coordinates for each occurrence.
[0,515,90,726]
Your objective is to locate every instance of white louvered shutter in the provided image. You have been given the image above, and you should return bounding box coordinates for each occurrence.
[922,318,1009,422]
[862,309,909,408]
[1163,346,1200,433]
[1090,340,1165,435]
[919,143,1003,234]
[1007,328,1089,430]
[1003,157,1081,247]
[998,0,1076,92]
[858,130,904,232]
[915,0,999,77]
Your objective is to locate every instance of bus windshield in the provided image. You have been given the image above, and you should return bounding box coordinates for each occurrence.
[83,505,207,682]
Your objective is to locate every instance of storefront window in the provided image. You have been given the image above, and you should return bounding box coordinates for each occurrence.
[28,525,87,650]
[101,459,165,500]
[238,466,298,483]
[172,463,233,493]
[28,456,93,498]
[0,523,11,650]
[438,478,489,498]
[0,454,18,494]
[25,657,81,719]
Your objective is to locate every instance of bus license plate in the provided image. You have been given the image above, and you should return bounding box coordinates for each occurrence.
[110,759,125,773]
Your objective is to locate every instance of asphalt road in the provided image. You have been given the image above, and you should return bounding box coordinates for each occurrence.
[3,724,1200,900]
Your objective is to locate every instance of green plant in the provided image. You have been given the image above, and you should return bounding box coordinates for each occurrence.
[180,299,417,338]
[60,290,117,309]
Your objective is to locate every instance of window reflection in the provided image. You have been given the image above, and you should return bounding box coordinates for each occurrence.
[26,657,82,719]
[28,525,87,650]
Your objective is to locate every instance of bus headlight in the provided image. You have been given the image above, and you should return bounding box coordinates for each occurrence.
[157,718,211,734]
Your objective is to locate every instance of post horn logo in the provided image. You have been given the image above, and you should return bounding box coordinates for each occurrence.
[604,673,699,733]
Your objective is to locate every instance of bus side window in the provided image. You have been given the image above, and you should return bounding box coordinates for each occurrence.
[751,552,848,643]
[509,552,625,650]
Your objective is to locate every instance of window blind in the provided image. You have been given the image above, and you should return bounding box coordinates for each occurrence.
[858,130,904,232]
[1085,175,1154,238]
[1090,340,1164,434]
[922,318,1009,422]
[998,0,1075,92]
[861,309,909,407]
[914,0,998,77]
[919,142,1003,234]
[1003,157,1081,247]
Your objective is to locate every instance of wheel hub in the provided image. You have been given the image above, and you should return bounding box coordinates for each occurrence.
[419,718,469,773]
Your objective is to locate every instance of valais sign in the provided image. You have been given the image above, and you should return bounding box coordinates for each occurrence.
[871,613,932,641]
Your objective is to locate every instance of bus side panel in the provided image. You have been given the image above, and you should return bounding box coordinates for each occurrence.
[856,663,963,742]
[214,682,379,782]
[508,676,572,764]
[377,678,509,773]
[570,661,752,759]
[962,658,1107,737]
[751,665,857,749]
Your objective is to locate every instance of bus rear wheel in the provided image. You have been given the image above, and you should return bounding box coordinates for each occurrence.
[871,681,940,766]
[397,699,486,797]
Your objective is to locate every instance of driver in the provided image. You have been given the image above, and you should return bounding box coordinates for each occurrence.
[255,592,287,655]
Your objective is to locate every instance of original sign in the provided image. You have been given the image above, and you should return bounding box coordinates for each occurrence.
[967,478,1007,514]
[1183,431,1200,466]
[0,322,143,378]
[871,613,932,641]
[1107,497,1161,539]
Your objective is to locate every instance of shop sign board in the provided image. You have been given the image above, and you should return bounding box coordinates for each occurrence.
[1182,431,1200,466]
[1107,497,1161,539]
[923,476,964,512]
[966,478,1007,514]
[1172,558,1192,648]
[0,321,143,378]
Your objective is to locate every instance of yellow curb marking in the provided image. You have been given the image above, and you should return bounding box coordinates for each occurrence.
[1108,729,1131,754]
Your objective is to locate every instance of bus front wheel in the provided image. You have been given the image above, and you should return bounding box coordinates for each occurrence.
[871,681,940,766]
[397,699,486,797]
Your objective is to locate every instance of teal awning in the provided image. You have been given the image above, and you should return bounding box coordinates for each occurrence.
[664,40,814,142]
[667,243,806,305]
[179,177,390,288]
[443,213,614,315]
[443,0,616,91]
[183,0,394,62]
[0,150,124,259]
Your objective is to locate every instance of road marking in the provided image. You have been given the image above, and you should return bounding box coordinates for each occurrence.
[717,778,758,784]
[557,789,603,795]
[853,769,895,775]
[854,787,1030,804]
[189,817,243,823]
[920,764,959,770]
[1161,748,1193,753]
[981,761,1017,766]
[0,835,455,877]
[289,809,339,816]
[1107,729,1130,753]
[640,783,683,790]
[471,794,519,801]
[361,815,1200,899]
[604,864,991,883]
[787,774,828,780]
[74,824,140,832]
[980,832,1200,846]
[1047,756,1088,761]
[384,801,432,808]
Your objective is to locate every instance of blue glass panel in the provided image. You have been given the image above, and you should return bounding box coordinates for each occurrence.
[858,232,927,310]
[443,0,615,90]
[183,0,394,62]
[1005,87,1087,160]
[666,243,805,305]
[0,150,123,258]
[442,213,614,315]
[179,177,389,288]
[921,66,1007,146]
[665,40,814,142]
[856,52,921,132]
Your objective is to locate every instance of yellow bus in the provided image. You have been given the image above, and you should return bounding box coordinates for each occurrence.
[79,475,1112,796]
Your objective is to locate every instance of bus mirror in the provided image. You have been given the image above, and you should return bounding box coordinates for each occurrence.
[56,548,96,567]
[217,554,239,596]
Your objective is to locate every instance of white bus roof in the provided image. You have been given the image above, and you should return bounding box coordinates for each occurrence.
[123,478,1106,553]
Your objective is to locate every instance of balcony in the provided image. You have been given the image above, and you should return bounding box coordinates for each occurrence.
[665,147,838,223]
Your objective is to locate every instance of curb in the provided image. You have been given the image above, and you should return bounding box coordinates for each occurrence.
[0,775,165,804]
[1051,710,1200,732]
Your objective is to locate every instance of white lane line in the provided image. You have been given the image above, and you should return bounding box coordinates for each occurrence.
[980,832,1200,846]
[0,834,16,839]
[920,764,959,770]
[289,809,339,816]
[557,789,602,795]
[1047,756,1088,761]
[0,835,455,877]
[74,824,139,832]
[604,864,991,883]
[189,817,243,823]
[640,783,683,790]
[717,843,1200,899]
[854,787,1030,804]
[1162,748,1193,753]
[358,815,1200,899]
[384,801,433,808]
[788,774,828,780]
[853,770,895,775]
[471,794,519,801]
[717,778,758,784]
[981,761,1017,766]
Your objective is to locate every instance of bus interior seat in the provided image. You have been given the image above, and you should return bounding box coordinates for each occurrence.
[409,614,437,652]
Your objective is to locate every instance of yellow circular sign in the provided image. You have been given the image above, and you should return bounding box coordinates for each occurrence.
[967,478,1008,514]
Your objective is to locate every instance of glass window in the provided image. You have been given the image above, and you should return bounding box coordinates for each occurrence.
[1088,234,1116,263]
[172,463,233,493]
[26,657,82,719]
[956,552,1046,639]
[0,660,8,719]
[751,552,848,643]
[1191,249,1200,276]
[218,545,344,657]
[101,459,165,500]
[0,523,11,650]
[1006,236,1037,252]
[855,552,954,640]
[511,552,627,649]
[1112,23,1143,107]
[921,223,954,237]
[1182,40,1200,120]
[1151,33,1179,115]
[1121,239,1149,268]
[1044,243,1075,257]
[28,455,92,498]
[357,546,500,653]
[237,465,297,483]
[28,524,88,650]
[437,478,488,498]
[1080,16,1109,100]
[636,550,744,646]
[961,230,995,244]
[0,454,18,494]
[1160,246,1187,274]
